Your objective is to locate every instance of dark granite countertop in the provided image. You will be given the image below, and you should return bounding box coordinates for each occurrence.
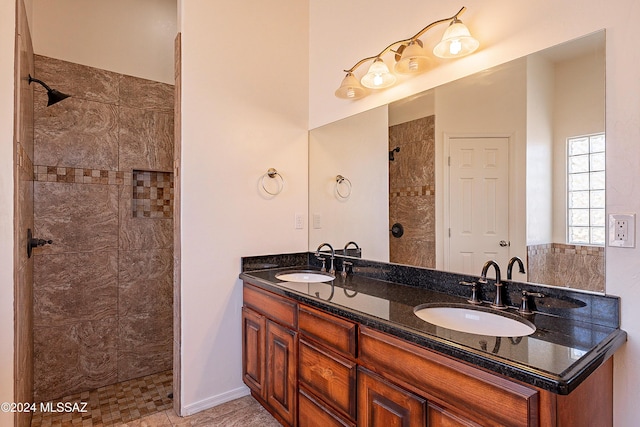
[240,253,627,395]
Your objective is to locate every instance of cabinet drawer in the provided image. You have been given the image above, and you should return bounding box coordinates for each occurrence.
[359,327,538,427]
[299,388,355,427]
[299,304,357,358]
[243,282,297,329]
[299,338,356,419]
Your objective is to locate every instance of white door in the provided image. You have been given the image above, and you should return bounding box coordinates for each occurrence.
[447,137,510,276]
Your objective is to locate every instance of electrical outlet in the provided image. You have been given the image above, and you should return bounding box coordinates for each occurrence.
[294,213,304,230]
[615,220,628,241]
[609,214,636,248]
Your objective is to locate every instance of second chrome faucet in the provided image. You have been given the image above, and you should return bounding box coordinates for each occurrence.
[479,260,507,309]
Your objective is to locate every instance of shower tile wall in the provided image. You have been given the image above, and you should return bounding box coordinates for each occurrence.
[32,55,174,402]
[527,243,605,292]
[15,1,35,425]
[388,116,436,268]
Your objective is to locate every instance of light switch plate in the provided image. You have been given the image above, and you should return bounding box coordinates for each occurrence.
[313,213,322,229]
[608,213,636,248]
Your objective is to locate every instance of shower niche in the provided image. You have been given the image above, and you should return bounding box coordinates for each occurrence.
[132,170,174,218]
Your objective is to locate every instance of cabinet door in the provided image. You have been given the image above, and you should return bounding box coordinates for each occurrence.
[266,319,297,426]
[358,367,426,427]
[427,403,481,427]
[242,307,265,397]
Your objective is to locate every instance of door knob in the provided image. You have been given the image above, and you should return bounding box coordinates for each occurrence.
[499,240,510,247]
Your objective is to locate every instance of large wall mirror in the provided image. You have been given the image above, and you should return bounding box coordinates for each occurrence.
[309,31,605,293]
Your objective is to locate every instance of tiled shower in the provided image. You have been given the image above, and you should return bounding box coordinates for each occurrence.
[388,115,436,268]
[31,55,174,402]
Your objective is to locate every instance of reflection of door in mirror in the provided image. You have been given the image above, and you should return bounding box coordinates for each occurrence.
[447,137,510,275]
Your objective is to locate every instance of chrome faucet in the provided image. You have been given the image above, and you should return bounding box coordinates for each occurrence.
[507,256,526,280]
[316,243,336,275]
[343,241,361,257]
[479,260,506,309]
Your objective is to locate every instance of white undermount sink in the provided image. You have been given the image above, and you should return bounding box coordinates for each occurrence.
[414,304,536,337]
[275,270,335,283]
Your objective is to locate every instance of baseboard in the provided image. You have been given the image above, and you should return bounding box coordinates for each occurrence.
[181,385,250,416]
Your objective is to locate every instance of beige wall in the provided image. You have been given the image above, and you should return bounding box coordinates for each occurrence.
[178,0,309,414]
[31,0,176,84]
[0,0,15,424]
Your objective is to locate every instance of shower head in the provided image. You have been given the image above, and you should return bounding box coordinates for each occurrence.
[28,74,71,106]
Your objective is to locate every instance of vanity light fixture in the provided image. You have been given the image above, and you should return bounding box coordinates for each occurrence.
[335,6,479,100]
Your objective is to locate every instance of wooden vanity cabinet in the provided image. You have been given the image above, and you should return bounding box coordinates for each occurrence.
[242,283,298,426]
[242,280,614,427]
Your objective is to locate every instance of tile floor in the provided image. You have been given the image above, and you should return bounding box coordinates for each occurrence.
[30,370,280,426]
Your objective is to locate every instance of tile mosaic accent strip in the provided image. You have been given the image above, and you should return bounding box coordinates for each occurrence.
[34,165,130,185]
[132,170,174,219]
[390,184,435,198]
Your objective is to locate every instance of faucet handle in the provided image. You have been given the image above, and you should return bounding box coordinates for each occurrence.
[341,261,353,278]
[519,291,545,315]
[459,281,482,305]
[316,256,327,272]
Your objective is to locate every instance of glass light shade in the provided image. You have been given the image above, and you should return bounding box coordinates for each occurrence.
[395,41,432,74]
[335,72,367,99]
[433,19,479,58]
[360,58,396,89]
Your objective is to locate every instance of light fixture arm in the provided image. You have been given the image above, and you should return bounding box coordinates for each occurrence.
[343,6,466,73]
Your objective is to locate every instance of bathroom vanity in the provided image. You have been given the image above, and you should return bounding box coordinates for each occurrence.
[239,253,626,427]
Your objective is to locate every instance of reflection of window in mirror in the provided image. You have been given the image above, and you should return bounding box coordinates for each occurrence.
[567,133,605,245]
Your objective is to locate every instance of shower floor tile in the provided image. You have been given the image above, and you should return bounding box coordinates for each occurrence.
[30,370,279,426]
[31,370,172,426]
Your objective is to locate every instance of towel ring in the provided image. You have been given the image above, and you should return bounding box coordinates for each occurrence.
[261,168,284,195]
[335,175,352,199]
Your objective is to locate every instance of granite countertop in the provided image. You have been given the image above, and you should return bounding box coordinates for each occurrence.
[240,258,627,395]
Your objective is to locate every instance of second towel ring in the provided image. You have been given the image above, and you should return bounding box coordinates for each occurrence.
[335,175,352,199]
[261,168,284,195]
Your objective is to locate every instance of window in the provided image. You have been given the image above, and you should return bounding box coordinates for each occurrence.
[567,133,605,245]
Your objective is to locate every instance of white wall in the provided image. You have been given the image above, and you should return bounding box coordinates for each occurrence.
[178,0,309,414]
[31,0,176,84]
[0,1,15,425]
[309,106,389,261]
[309,1,640,424]
[526,54,554,246]
[552,50,606,242]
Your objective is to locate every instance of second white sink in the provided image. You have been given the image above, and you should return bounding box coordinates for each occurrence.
[275,270,335,283]
[414,303,536,337]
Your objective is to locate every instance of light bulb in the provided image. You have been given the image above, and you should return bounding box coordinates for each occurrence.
[346,87,355,98]
[449,39,462,55]
[361,58,396,89]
